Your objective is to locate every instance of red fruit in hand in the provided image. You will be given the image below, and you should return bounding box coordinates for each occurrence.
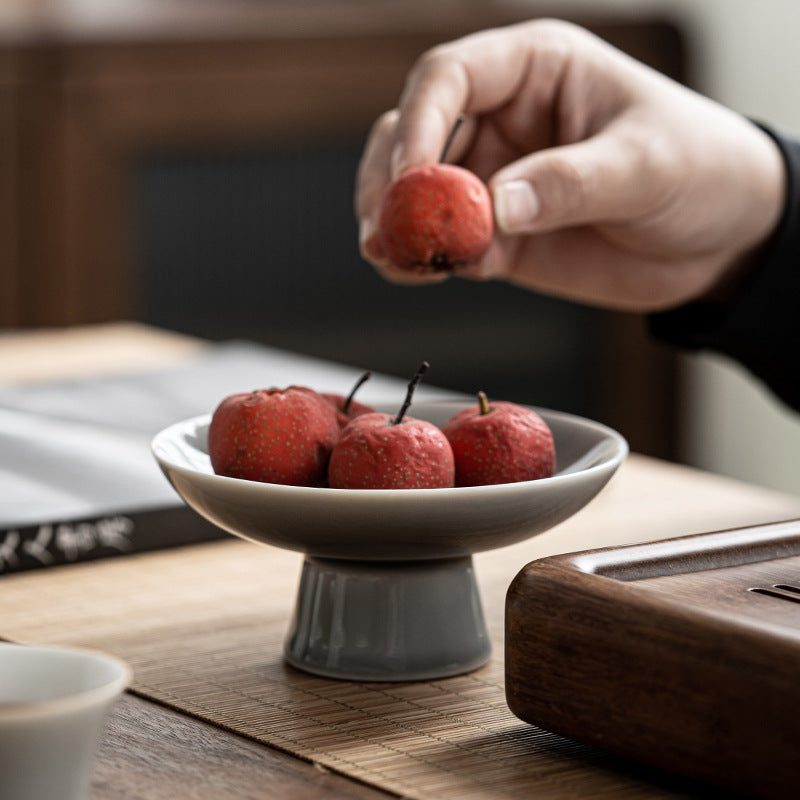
[328,363,455,489]
[322,371,375,429]
[441,392,556,486]
[378,164,493,273]
[208,386,340,486]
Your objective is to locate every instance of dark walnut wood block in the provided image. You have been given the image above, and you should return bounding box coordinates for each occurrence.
[505,519,800,799]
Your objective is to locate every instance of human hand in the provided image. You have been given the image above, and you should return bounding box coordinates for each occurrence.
[356,19,785,312]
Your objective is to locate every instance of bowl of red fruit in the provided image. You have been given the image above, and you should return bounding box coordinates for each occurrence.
[152,365,627,682]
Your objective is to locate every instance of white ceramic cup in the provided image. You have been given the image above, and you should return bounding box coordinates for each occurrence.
[0,642,131,800]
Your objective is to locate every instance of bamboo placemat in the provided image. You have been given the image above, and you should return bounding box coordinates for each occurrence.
[4,456,800,799]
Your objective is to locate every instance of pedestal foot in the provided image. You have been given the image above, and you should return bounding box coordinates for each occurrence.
[285,556,491,681]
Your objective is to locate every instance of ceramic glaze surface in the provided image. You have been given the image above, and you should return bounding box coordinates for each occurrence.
[0,643,131,800]
[285,556,491,681]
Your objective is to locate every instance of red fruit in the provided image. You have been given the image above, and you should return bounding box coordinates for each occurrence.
[378,164,493,273]
[323,394,375,429]
[441,392,556,486]
[322,371,375,429]
[328,362,455,489]
[208,386,340,486]
[328,413,455,489]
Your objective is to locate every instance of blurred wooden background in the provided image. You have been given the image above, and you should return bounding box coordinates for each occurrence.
[0,1,687,460]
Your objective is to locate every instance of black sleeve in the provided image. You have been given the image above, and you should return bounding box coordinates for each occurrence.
[649,125,800,412]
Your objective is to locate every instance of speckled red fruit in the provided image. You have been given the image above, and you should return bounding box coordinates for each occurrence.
[328,412,455,489]
[322,393,375,430]
[441,398,555,486]
[378,164,493,273]
[208,386,340,486]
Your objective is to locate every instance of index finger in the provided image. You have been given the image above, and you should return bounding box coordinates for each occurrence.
[390,22,554,177]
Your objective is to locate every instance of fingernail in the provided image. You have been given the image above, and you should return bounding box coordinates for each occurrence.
[390,143,407,180]
[359,218,385,260]
[359,218,374,247]
[494,181,540,233]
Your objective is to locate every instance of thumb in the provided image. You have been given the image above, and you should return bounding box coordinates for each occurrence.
[490,132,651,234]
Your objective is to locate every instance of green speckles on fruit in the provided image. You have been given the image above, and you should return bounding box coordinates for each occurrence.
[208,386,340,486]
[378,164,493,273]
[328,411,455,490]
[441,397,555,487]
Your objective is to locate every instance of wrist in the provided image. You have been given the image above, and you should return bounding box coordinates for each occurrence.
[649,124,800,410]
[696,120,787,306]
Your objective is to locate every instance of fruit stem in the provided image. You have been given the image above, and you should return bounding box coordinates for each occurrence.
[439,114,464,163]
[478,391,491,416]
[394,361,429,425]
[343,371,371,413]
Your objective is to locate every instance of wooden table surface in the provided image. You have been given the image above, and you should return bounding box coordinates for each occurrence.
[4,322,800,800]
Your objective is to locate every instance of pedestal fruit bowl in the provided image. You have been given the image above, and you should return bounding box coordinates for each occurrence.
[152,401,627,681]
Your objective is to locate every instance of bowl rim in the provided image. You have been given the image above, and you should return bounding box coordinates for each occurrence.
[0,643,132,721]
[151,402,629,500]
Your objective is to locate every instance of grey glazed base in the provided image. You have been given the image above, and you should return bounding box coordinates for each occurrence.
[284,556,491,681]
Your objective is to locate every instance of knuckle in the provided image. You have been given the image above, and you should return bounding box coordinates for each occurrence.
[625,131,681,214]
[371,108,399,139]
[414,44,454,77]
[408,45,468,98]
[540,154,591,219]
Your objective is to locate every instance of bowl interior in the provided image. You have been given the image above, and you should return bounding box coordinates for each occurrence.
[152,401,627,560]
[0,643,131,717]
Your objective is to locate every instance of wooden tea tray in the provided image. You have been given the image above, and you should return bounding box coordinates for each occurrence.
[505,519,800,798]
